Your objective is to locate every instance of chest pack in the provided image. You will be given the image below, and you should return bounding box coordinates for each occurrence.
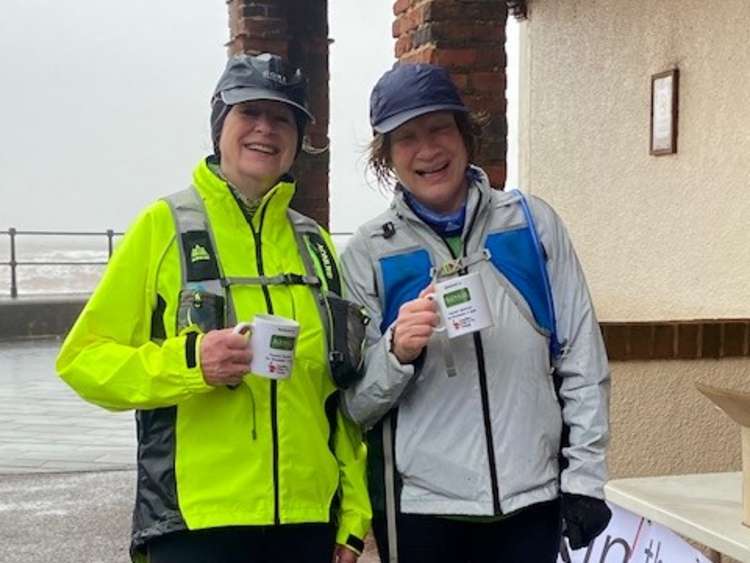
[163,186,368,389]
[378,190,562,363]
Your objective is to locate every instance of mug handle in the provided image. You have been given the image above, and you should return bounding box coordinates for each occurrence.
[233,321,254,336]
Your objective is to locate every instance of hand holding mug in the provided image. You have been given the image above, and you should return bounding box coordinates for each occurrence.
[199,328,253,387]
[426,272,493,339]
[233,314,300,380]
[391,286,440,364]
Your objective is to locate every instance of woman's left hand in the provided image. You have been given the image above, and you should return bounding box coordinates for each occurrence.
[332,544,358,563]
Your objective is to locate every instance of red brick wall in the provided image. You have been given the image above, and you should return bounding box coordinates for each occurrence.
[392,0,509,188]
[226,0,331,228]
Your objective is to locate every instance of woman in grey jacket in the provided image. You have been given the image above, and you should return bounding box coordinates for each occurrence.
[341,63,611,562]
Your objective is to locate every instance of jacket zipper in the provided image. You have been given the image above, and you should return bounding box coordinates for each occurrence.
[464,192,502,514]
[433,191,502,515]
[472,332,502,514]
[249,193,281,526]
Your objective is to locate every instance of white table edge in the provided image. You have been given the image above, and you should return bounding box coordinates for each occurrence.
[605,473,750,562]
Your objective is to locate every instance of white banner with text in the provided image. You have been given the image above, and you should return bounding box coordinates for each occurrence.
[557,503,712,563]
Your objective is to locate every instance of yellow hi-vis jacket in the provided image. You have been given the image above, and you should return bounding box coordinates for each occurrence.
[56,158,371,558]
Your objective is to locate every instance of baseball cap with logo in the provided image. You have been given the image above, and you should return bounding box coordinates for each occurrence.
[210,53,313,157]
[213,53,313,121]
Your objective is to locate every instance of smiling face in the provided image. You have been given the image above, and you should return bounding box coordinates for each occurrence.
[389,111,469,213]
[218,99,298,199]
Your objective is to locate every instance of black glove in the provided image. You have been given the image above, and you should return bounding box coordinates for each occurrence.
[561,493,612,550]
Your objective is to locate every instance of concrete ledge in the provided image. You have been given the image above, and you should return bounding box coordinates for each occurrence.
[0,295,87,340]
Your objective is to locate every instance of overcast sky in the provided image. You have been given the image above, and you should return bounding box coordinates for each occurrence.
[0,1,517,234]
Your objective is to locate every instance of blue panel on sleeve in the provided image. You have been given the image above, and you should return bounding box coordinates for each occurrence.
[379,249,432,333]
[485,227,553,334]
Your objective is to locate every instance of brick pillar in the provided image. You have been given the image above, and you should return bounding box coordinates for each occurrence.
[392,0,509,188]
[226,0,330,228]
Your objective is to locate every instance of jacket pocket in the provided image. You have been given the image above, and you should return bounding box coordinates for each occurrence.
[324,293,370,389]
[177,290,225,333]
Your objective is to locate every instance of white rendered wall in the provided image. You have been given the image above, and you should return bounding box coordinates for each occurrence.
[520,0,750,321]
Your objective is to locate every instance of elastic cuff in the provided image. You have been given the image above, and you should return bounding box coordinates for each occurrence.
[385,325,418,372]
[181,333,211,393]
[336,527,365,554]
[185,332,198,368]
[338,535,364,556]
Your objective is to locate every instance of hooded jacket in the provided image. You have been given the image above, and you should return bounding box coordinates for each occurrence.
[341,166,610,517]
[57,158,371,558]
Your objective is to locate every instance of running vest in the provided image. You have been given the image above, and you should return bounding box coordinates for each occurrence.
[163,185,367,388]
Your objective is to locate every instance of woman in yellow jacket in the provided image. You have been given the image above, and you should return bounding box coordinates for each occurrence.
[56,53,370,563]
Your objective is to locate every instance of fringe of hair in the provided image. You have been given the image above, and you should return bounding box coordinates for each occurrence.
[367,111,489,190]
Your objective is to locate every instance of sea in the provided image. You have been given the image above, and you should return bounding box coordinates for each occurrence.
[0,231,351,297]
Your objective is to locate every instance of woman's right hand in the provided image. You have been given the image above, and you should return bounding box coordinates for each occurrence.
[391,286,440,364]
[199,328,253,386]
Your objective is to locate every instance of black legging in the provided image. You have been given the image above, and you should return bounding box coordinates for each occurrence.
[373,498,562,563]
[146,523,336,563]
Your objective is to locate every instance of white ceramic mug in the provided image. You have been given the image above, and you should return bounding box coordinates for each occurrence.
[429,271,493,339]
[233,314,300,379]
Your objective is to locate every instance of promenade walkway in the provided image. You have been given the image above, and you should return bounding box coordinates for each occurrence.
[0,338,135,474]
[0,338,379,562]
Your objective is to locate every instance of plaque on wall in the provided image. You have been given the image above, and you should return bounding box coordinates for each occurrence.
[650,69,679,156]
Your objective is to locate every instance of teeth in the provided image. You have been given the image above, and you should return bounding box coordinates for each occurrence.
[244,143,277,154]
[417,162,449,176]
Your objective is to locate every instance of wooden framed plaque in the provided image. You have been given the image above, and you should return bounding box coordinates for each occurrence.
[650,69,679,156]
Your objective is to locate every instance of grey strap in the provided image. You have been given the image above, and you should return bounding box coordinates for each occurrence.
[222,274,320,287]
[163,186,205,286]
[440,334,458,378]
[163,189,329,336]
[163,186,237,326]
[287,210,335,364]
[383,414,399,563]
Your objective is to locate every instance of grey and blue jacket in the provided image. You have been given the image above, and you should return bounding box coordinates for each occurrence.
[341,166,610,517]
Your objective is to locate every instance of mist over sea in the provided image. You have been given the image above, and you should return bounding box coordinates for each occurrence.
[0,235,114,297]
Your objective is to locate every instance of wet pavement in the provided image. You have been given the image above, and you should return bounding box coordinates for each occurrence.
[0,338,379,562]
[0,339,135,474]
[0,470,134,562]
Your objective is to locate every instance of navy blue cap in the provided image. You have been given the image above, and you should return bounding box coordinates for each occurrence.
[369,63,468,134]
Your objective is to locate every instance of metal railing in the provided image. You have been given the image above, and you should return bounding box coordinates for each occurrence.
[1,229,123,298]
[1,228,353,298]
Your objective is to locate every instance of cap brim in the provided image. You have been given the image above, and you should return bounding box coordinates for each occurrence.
[373,104,468,134]
[221,88,315,122]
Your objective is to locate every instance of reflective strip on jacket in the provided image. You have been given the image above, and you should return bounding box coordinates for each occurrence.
[56,158,371,557]
[341,166,610,516]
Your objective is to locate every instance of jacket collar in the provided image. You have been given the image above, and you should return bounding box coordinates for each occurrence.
[390,165,494,237]
[193,157,296,231]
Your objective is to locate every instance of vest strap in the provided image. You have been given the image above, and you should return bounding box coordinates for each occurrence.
[163,188,346,388]
[163,185,237,328]
[431,248,492,280]
[288,210,336,364]
[222,274,321,287]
